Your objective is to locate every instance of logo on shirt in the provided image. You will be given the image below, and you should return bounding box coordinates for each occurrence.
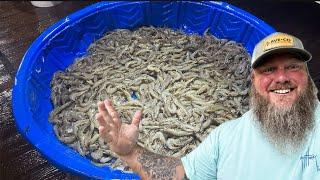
[300,148,320,172]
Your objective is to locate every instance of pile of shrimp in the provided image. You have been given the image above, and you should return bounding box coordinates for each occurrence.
[50,26,251,170]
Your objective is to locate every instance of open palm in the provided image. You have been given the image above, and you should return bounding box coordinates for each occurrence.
[96,99,142,156]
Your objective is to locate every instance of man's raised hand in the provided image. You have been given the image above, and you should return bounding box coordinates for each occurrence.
[96,99,142,156]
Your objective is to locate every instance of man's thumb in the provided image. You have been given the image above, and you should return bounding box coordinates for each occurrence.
[131,110,142,127]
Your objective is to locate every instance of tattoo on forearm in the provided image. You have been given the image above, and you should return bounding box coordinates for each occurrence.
[137,148,182,179]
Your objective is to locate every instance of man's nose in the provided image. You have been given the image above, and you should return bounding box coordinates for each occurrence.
[274,69,290,83]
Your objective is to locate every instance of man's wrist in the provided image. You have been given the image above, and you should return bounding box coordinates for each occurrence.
[118,145,141,168]
[118,145,151,179]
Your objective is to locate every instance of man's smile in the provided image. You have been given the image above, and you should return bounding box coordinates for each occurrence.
[270,88,295,94]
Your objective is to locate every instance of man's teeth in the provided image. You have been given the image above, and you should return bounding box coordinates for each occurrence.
[273,89,290,94]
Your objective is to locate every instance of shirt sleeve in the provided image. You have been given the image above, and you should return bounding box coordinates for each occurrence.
[181,127,220,180]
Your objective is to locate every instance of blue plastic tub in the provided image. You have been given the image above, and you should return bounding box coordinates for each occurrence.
[12,1,275,179]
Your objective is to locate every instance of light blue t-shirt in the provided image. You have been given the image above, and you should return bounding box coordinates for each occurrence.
[182,101,320,180]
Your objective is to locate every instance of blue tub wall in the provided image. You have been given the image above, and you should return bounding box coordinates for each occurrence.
[13,1,275,179]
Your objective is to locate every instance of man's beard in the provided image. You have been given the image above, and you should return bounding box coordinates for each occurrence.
[250,77,318,155]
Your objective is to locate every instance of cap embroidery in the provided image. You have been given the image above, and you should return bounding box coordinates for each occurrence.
[263,34,294,51]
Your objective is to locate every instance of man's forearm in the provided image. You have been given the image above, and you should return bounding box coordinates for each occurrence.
[119,145,186,180]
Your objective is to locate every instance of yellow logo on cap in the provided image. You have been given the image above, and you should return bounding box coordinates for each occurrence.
[263,34,294,51]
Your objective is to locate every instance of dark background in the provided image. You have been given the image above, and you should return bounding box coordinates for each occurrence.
[1,1,319,179]
[230,1,320,93]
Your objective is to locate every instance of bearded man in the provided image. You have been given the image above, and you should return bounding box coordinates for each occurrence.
[96,32,320,180]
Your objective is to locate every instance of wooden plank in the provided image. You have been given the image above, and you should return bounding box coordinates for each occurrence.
[0,2,97,179]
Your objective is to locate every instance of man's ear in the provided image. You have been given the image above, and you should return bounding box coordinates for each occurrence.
[251,71,255,81]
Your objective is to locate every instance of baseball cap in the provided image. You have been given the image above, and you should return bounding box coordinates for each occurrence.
[251,32,312,68]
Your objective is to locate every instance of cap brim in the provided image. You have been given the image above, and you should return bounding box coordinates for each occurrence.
[252,47,312,68]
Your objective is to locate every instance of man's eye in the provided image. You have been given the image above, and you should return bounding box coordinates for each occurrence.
[262,67,274,73]
[287,64,301,70]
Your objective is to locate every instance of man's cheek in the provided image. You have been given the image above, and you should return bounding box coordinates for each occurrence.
[260,77,272,90]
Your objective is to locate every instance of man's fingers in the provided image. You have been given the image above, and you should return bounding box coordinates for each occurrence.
[97,100,122,146]
[99,126,113,143]
[96,113,106,126]
[131,110,143,127]
[98,101,110,120]
[96,112,114,130]
[98,126,107,138]
[104,99,121,128]
[104,99,119,119]
[98,101,106,113]
[98,101,114,126]
[97,113,115,133]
